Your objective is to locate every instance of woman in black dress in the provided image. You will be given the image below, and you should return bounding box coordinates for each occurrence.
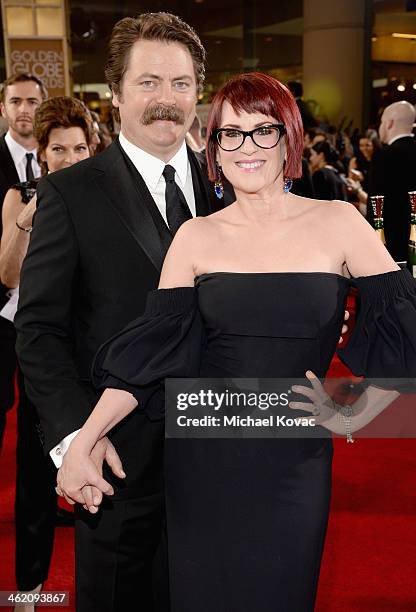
[347,130,381,216]
[309,140,347,201]
[57,73,415,611]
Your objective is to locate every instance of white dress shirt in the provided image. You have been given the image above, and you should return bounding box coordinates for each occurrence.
[5,131,40,181]
[51,133,197,467]
[118,131,196,223]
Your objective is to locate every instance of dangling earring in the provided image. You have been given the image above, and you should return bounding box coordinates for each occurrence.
[283,177,293,193]
[214,162,224,199]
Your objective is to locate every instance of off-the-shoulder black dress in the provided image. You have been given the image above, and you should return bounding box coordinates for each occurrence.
[93,270,416,612]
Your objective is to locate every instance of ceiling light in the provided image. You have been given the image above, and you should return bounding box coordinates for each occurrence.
[397,84,406,92]
[392,33,416,40]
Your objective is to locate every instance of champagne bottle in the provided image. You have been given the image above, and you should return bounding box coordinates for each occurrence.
[408,192,416,277]
[370,195,385,244]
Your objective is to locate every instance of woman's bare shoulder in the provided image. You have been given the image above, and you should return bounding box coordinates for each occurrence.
[173,216,211,243]
[293,195,357,224]
[323,199,368,232]
[174,206,236,240]
[3,186,25,208]
[286,193,341,218]
[288,196,376,250]
[2,187,26,221]
[317,200,399,275]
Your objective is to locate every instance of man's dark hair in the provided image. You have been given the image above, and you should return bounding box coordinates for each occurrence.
[287,81,303,99]
[1,73,48,103]
[312,140,340,166]
[105,12,206,122]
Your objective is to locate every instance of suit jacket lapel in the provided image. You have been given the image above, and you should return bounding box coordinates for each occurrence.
[0,135,20,184]
[120,146,173,253]
[91,141,235,273]
[92,141,165,272]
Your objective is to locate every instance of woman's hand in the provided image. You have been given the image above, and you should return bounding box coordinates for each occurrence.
[289,371,337,425]
[339,310,349,344]
[289,370,399,441]
[56,435,125,513]
[55,388,136,512]
[80,437,126,512]
[16,194,37,231]
[349,168,364,183]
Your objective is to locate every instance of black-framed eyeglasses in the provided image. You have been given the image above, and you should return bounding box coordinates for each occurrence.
[213,123,286,152]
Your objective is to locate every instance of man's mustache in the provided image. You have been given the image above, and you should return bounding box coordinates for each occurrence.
[142,105,185,125]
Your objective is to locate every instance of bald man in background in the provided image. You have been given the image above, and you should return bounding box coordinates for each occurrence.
[367,100,416,262]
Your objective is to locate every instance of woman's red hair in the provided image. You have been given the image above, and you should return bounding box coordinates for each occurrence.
[206,72,303,181]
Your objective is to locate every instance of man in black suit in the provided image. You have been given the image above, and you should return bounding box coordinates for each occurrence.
[367,100,416,262]
[15,13,230,612]
[0,74,45,446]
[287,81,318,130]
[0,75,66,608]
[0,74,45,204]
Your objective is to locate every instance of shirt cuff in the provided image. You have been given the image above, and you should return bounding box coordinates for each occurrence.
[50,429,81,468]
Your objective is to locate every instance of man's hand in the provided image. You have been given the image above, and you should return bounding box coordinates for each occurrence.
[56,436,125,513]
[339,310,350,344]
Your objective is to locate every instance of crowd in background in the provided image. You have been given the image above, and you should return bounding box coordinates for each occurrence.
[76,80,414,218]
[0,77,410,216]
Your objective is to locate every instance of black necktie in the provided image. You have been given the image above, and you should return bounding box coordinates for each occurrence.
[25,152,35,181]
[163,165,192,235]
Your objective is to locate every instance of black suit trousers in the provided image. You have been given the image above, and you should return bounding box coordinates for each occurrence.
[0,134,20,446]
[74,409,169,612]
[0,317,16,449]
[15,369,57,591]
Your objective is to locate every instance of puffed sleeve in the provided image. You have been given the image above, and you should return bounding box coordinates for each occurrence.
[92,287,204,420]
[337,269,416,382]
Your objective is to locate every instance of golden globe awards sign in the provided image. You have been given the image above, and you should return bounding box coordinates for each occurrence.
[9,39,66,97]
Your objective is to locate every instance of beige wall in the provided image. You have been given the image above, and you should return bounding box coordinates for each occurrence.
[1,0,71,96]
[303,0,366,128]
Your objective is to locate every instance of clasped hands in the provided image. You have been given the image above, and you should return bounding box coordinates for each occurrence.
[56,435,125,514]
[56,372,344,515]
[55,372,334,516]
[56,311,350,513]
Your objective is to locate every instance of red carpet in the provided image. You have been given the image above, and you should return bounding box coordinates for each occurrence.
[0,405,74,611]
[1,312,415,610]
